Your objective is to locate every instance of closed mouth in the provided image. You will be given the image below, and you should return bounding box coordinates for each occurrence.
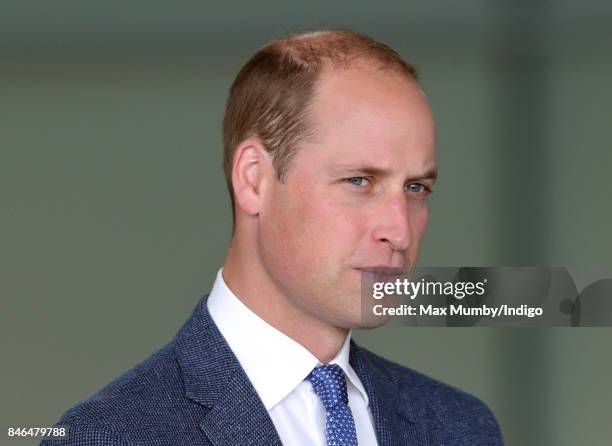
[356,266,407,274]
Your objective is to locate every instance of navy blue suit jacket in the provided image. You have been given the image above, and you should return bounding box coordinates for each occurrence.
[43,296,503,445]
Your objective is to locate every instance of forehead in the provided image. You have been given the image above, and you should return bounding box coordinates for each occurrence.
[301,65,436,171]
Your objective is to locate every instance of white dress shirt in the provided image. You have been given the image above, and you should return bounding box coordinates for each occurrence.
[207,268,379,446]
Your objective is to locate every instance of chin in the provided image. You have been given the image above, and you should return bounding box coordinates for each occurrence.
[354,313,394,330]
[332,300,393,331]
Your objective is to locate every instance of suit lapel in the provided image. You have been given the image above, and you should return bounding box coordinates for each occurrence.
[350,341,430,446]
[175,296,282,446]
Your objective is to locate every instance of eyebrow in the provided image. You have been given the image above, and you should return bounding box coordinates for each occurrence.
[327,164,438,183]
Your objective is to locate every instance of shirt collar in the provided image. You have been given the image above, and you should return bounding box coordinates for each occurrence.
[206,268,370,410]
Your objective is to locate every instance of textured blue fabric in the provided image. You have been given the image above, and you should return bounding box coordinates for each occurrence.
[42,295,504,445]
[307,364,358,446]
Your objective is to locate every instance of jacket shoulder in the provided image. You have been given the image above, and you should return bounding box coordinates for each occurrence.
[46,341,207,444]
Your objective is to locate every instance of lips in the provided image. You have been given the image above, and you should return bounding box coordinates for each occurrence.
[354,267,410,284]
[356,266,407,275]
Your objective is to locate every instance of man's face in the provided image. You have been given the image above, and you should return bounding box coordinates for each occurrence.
[257,64,436,329]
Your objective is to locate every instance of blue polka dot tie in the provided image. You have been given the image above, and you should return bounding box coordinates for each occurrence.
[307,364,359,446]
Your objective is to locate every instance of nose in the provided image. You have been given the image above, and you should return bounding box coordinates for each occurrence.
[371,194,412,252]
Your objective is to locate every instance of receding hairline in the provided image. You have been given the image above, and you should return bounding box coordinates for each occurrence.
[296,61,426,152]
[260,30,422,151]
[263,29,418,79]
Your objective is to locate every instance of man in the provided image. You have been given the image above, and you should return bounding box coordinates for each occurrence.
[44,29,503,445]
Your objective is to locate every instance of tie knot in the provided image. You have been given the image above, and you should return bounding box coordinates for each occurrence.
[306,364,349,411]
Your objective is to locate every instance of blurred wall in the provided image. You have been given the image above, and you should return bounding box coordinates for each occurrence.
[1,1,611,445]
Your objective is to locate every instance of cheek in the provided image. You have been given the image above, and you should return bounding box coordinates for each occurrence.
[409,202,430,242]
[284,194,365,265]
[313,197,366,242]
[263,188,325,262]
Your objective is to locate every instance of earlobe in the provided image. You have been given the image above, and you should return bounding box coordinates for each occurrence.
[231,139,272,216]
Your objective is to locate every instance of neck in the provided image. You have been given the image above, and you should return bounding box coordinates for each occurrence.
[223,234,348,363]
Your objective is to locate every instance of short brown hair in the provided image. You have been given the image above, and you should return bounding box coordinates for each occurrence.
[222,29,418,223]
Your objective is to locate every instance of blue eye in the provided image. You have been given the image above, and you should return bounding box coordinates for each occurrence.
[406,183,431,194]
[345,177,369,187]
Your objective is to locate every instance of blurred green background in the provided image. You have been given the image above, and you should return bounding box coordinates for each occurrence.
[1,1,611,445]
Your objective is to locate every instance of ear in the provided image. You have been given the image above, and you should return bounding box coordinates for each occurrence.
[231,138,273,216]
